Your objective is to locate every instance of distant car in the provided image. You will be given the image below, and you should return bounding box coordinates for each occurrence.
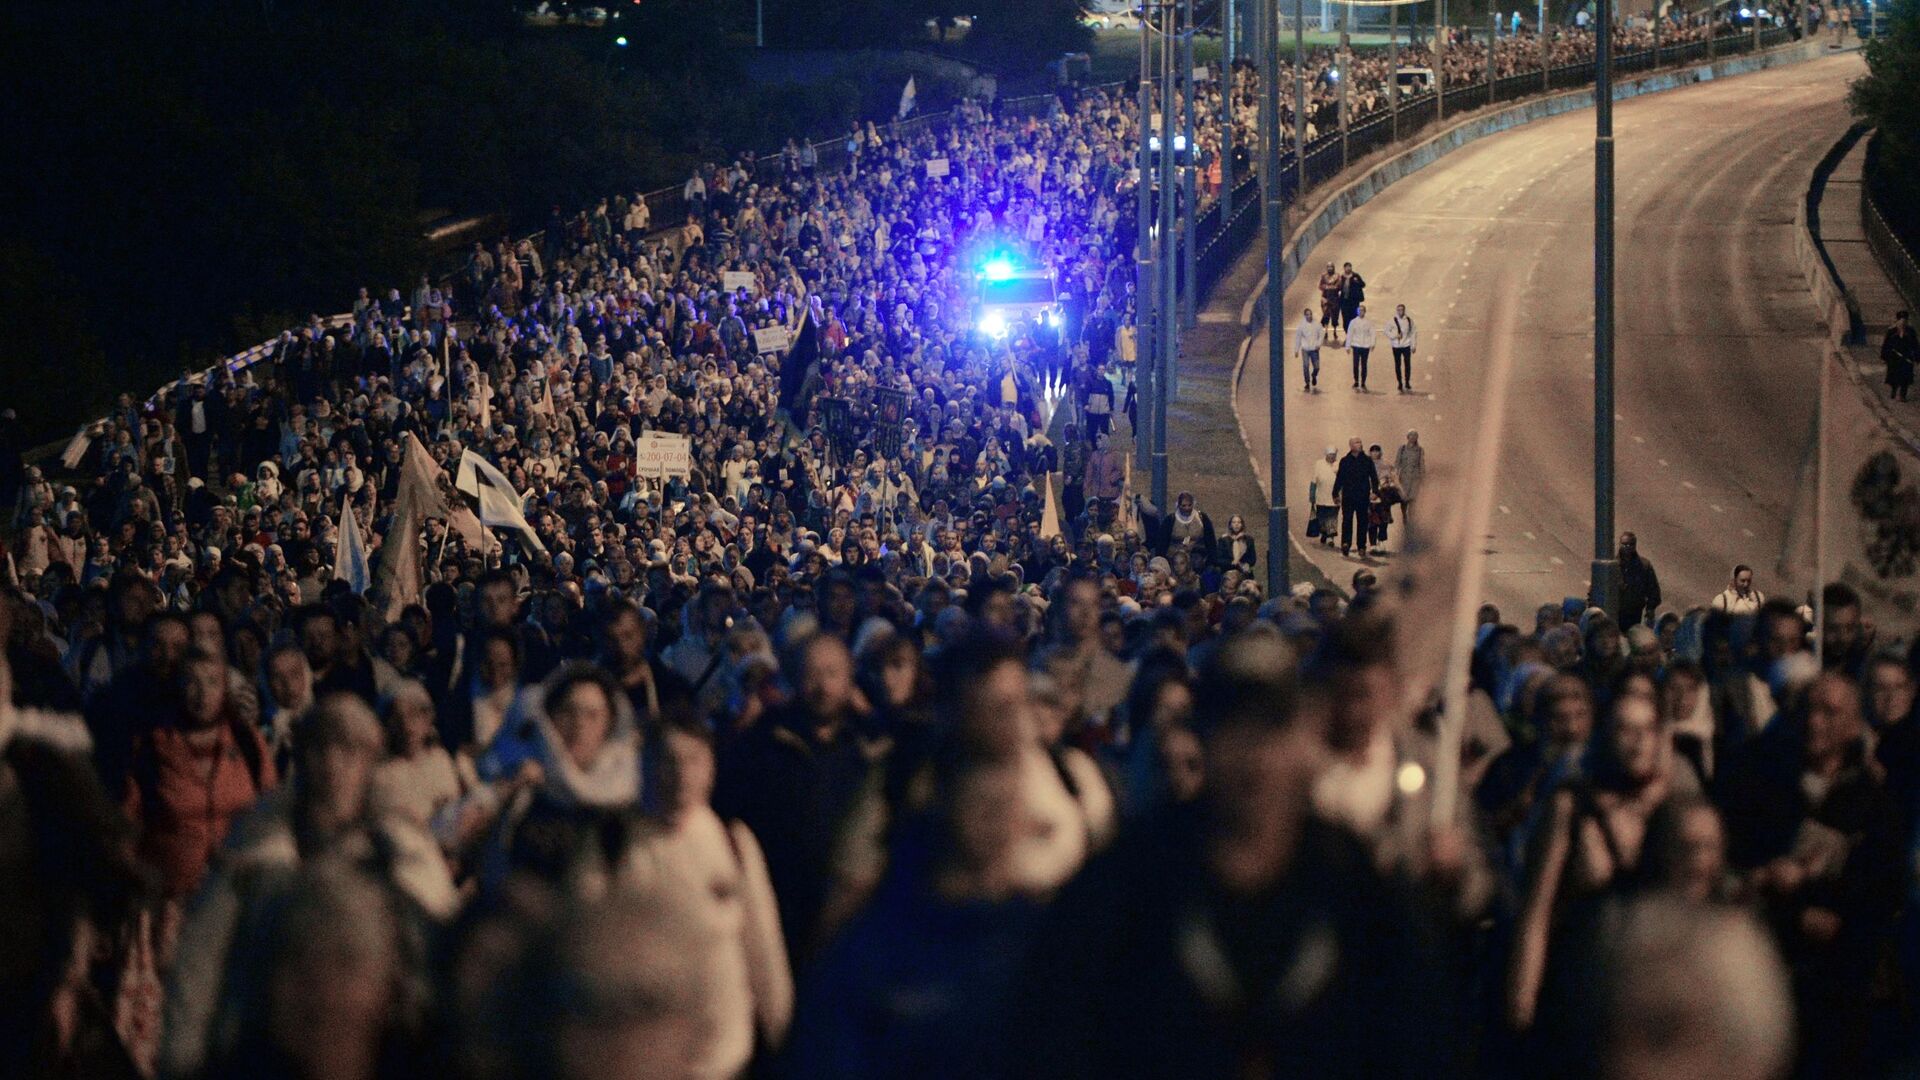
[1395,67,1435,91]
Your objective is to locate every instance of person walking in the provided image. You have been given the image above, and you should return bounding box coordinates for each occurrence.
[1318,264,1344,343]
[1616,531,1662,627]
[1335,437,1379,559]
[1310,446,1339,547]
[1883,310,1917,402]
[1346,303,1377,391]
[1339,262,1367,342]
[1709,564,1764,615]
[1296,308,1325,392]
[1394,430,1424,534]
[1388,304,1418,392]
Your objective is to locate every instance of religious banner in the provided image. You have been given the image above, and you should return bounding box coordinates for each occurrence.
[873,386,910,460]
[819,397,855,462]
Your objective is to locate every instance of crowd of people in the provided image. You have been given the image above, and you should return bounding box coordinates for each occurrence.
[1,14,1909,1080]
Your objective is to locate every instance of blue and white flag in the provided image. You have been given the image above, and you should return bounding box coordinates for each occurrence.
[897,75,917,119]
[334,498,371,595]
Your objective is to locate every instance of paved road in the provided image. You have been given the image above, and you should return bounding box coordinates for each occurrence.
[1235,53,1865,618]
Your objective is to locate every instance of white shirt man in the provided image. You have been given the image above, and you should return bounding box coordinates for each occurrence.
[1345,305,1378,391]
[1710,566,1765,615]
[1388,304,1419,392]
[1296,309,1325,391]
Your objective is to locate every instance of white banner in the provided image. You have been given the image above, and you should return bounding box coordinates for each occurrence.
[722,270,758,294]
[1194,65,1212,82]
[635,432,692,480]
[754,326,791,354]
[925,157,950,178]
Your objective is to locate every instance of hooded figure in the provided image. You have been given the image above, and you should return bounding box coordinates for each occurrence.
[466,663,648,894]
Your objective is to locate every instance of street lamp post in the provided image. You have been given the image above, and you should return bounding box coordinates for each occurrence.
[1541,0,1550,92]
[1156,0,1177,509]
[1295,0,1307,194]
[1175,0,1190,332]
[1391,1,1401,139]
[1340,5,1351,169]
[1262,0,1292,600]
[1489,6,1498,104]
[1137,6,1156,474]
[1592,0,1618,614]
[1221,0,1235,226]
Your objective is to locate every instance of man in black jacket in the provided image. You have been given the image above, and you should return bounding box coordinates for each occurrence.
[1334,437,1378,559]
[1616,532,1661,627]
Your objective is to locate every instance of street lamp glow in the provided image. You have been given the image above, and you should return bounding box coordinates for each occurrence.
[614,35,630,46]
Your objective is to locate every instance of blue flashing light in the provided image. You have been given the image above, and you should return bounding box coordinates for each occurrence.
[1046,310,1063,329]
[978,310,1009,338]
[980,256,1016,282]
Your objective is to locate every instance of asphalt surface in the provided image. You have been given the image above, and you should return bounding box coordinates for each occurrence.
[1235,52,1866,617]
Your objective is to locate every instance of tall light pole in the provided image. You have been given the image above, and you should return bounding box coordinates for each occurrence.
[1221,0,1235,226]
[1489,5,1498,103]
[1437,0,1447,122]
[1137,5,1156,474]
[1592,0,1618,614]
[1391,1,1401,139]
[1340,3,1352,168]
[1540,0,1549,92]
[1295,0,1307,194]
[1182,0,1198,334]
[1156,0,1177,509]
[1262,0,1292,600]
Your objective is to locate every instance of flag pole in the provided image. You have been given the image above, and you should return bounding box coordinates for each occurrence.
[1431,284,1521,827]
[1814,346,1827,651]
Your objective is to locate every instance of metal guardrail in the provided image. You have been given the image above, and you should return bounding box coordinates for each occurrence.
[1862,133,1920,316]
[1178,26,1799,307]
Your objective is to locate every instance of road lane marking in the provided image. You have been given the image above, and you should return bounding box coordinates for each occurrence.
[1682,481,1697,490]
[1742,528,1755,537]
[1499,505,1511,514]
[1550,556,1565,565]
[1711,504,1725,513]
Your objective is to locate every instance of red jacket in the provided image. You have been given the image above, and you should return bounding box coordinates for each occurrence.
[124,723,276,898]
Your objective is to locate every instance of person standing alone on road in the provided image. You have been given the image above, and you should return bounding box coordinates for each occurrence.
[1388,304,1418,392]
[1297,308,1324,392]
[1335,438,1379,559]
[1883,310,1917,402]
[1346,303,1377,392]
[1616,532,1662,627]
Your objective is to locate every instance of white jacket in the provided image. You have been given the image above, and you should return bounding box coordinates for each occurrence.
[1296,317,1325,353]
[1345,315,1377,349]
[1388,314,1418,350]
